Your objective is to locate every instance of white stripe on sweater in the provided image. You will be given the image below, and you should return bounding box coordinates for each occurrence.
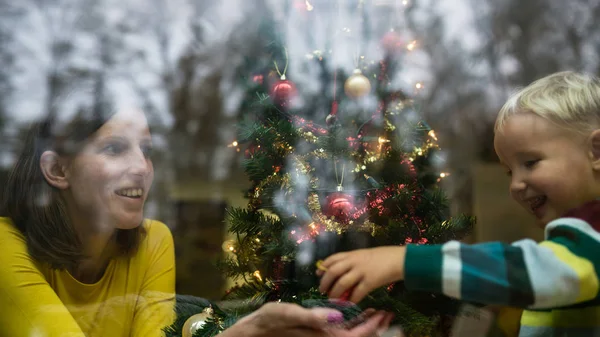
[442,241,462,299]
[512,239,582,309]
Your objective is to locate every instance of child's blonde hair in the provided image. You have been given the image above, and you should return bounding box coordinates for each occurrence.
[495,71,600,134]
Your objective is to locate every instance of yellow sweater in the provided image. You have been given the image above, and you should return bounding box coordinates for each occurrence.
[0,217,176,337]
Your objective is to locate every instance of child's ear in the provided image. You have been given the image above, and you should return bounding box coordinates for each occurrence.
[40,151,70,190]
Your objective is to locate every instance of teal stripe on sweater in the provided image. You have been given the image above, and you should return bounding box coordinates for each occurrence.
[459,242,510,304]
[405,244,443,292]
[503,245,534,306]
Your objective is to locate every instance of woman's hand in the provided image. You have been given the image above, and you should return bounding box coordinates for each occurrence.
[317,246,407,304]
[222,302,394,337]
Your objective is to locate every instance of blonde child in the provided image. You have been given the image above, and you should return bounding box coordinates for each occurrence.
[317,71,600,336]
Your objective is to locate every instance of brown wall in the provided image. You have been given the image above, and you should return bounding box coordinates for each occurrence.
[473,163,544,243]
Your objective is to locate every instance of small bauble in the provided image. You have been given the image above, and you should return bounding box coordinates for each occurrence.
[325,114,338,126]
[252,74,264,84]
[244,144,260,159]
[344,69,371,98]
[324,192,355,221]
[270,76,297,106]
[182,308,214,337]
[381,31,403,54]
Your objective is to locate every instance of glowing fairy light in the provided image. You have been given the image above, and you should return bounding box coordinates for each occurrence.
[440,172,450,178]
[305,0,313,11]
[222,240,236,252]
[428,130,438,141]
[415,82,423,89]
[407,40,417,51]
[253,270,263,281]
[378,137,390,143]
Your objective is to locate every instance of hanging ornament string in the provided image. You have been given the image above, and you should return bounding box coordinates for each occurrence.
[274,48,289,80]
[326,0,342,125]
[334,160,346,191]
[330,0,342,116]
[344,17,371,99]
[331,69,338,116]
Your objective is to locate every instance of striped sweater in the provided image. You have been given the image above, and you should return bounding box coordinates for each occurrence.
[405,200,600,337]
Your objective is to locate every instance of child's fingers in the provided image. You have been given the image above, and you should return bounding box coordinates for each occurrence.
[320,252,348,270]
[328,271,361,299]
[348,282,370,304]
[318,261,351,294]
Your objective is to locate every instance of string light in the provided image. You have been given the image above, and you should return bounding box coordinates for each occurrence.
[406,40,417,51]
[415,82,423,89]
[428,130,438,141]
[253,270,263,281]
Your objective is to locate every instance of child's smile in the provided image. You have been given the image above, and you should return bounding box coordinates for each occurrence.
[494,112,600,226]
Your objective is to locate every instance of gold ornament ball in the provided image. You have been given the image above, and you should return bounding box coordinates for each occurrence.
[344,69,371,98]
[182,310,213,337]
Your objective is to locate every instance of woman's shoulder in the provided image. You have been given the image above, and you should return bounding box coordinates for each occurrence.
[142,219,173,239]
[0,217,26,243]
[138,219,174,254]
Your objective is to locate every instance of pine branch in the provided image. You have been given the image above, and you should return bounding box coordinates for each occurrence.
[226,207,282,236]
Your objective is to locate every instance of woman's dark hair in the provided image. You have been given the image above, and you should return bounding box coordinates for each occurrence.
[0,102,146,270]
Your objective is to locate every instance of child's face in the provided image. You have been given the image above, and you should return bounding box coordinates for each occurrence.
[494,113,600,226]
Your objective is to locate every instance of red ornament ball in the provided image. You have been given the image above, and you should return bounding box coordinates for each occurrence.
[324,192,355,221]
[270,77,297,106]
[381,31,404,54]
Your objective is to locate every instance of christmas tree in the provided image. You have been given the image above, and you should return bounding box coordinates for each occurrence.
[167,1,474,336]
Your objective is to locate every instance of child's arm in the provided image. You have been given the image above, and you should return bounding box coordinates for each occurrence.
[405,216,599,309]
[319,216,599,309]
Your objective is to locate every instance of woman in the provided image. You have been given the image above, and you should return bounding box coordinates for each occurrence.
[0,102,391,337]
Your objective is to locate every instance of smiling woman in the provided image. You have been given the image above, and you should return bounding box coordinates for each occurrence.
[0,101,176,337]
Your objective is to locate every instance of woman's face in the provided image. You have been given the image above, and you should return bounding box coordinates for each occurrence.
[62,108,154,232]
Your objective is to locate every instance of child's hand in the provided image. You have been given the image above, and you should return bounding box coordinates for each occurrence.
[317,246,407,303]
